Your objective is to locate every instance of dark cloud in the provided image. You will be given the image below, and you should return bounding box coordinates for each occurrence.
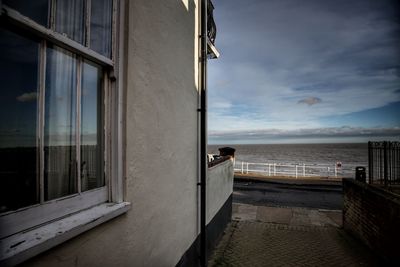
[298,97,322,106]
[209,126,400,140]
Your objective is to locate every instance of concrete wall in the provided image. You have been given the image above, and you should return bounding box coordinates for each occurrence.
[343,179,400,265]
[22,1,201,266]
[207,159,234,224]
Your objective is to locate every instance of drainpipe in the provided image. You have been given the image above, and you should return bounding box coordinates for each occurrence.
[199,0,207,266]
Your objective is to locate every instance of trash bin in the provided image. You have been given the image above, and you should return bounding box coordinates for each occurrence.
[355,166,366,182]
[218,147,236,158]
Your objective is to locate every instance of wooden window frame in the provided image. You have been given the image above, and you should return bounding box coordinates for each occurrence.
[0,0,126,242]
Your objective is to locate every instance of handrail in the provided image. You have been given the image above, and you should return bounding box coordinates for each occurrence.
[233,160,343,179]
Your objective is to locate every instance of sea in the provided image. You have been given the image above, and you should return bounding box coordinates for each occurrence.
[208,143,368,178]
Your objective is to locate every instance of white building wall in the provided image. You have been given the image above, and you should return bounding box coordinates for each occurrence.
[21,1,201,266]
[207,159,234,224]
[123,0,200,265]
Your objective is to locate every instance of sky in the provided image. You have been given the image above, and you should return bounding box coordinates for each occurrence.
[208,0,400,144]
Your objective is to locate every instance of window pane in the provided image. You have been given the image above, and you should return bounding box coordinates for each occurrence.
[0,28,39,213]
[44,45,77,201]
[4,0,50,27]
[55,0,85,44]
[90,0,113,57]
[81,61,104,191]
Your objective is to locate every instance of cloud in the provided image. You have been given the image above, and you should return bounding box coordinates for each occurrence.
[209,126,400,142]
[298,97,322,106]
[208,0,400,136]
[16,92,37,102]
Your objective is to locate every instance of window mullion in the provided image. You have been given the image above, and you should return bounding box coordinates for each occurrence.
[103,71,111,202]
[111,0,117,61]
[50,0,56,30]
[85,0,91,48]
[39,40,47,204]
[76,57,82,194]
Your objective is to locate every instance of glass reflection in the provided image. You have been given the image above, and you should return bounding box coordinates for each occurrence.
[0,28,39,212]
[4,0,50,27]
[81,61,104,191]
[90,0,113,57]
[44,45,77,200]
[56,0,85,44]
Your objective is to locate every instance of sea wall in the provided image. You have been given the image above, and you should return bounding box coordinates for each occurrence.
[343,179,400,265]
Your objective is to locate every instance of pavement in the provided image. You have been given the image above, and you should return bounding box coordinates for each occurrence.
[233,179,343,210]
[234,173,343,186]
[208,203,383,267]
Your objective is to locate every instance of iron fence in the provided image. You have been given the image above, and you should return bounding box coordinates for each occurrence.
[368,141,400,186]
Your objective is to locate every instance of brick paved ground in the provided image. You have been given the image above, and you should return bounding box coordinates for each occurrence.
[209,204,383,267]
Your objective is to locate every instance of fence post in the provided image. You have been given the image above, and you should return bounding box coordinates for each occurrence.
[368,141,372,184]
[327,167,330,178]
[241,162,244,174]
[384,141,388,187]
[246,162,249,174]
[274,163,276,176]
[268,164,271,176]
[334,165,337,178]
[295,165,298,179]
[303,164,305,177]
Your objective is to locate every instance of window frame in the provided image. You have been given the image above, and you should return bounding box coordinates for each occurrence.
[0,0,126,241]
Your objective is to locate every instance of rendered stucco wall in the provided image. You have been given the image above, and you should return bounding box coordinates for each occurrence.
[21,1,200,266]
[123,0,200,265]
[207,159,234,224]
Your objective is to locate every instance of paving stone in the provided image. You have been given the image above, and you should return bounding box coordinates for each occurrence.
[232,203,257,221]
[209,205,383,267]
[256,206,292,224]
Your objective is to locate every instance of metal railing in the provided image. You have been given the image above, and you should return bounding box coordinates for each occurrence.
[233,160,343,179]
[368,141,400,186]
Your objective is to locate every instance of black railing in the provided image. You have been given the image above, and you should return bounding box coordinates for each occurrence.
[207,0,216,45]
[368,141,400,186]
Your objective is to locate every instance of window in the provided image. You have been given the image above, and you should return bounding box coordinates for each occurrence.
[0,1,126,260]
[0,28,40,213]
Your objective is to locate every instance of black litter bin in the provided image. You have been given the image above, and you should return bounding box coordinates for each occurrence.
[355,166,366,183]
[218,147,236,158]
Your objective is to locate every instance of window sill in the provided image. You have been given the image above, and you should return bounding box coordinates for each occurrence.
[0,202,130,267]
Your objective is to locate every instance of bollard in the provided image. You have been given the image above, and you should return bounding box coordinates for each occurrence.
[355,166,366,182]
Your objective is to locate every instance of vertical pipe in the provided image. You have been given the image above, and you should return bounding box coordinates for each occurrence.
[200,1,207,266]
[241,161,244,174]
[246,162,249,174]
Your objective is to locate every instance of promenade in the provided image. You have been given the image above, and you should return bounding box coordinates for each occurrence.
[209,203,382,266]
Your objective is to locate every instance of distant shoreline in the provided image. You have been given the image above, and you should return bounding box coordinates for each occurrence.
[209,142,368,146]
